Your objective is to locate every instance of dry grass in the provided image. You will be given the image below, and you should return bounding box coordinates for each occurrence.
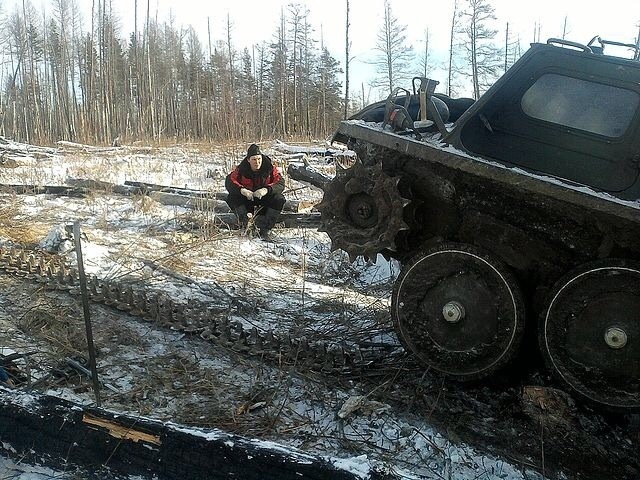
[16,299,88,360]
[0,142,412,470]
[0,196,50,246]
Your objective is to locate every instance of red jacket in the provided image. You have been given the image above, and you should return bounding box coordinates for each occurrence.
[226,154,284,195]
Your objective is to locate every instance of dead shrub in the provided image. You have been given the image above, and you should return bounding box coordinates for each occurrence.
[17,303,87,359]
[0,197,49,245]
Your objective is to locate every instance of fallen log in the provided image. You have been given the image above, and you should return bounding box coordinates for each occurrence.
[0,184,87,197]
[150,191,231,212]
[70,178,221,199]
[124,180,226,198]
[57,140,154,155]
[0,388,384,480]
[57,140,122,153]
[0,136,57,158]
[287,164,331,191]
[66,178,138,195]
[280,152,306,160]
[213,212,322,229]
[272,139,346,157]
[149,191,312,213]
[124,181,314,212]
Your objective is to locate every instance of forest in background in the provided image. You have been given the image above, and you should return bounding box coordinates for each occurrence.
[0,0,347,146]
[0,0,638,146]
[0,0,518,146]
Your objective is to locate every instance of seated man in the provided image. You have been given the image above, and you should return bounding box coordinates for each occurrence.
[225,143,285,239]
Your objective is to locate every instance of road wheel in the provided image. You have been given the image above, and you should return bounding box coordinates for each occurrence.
[540,260,640,411]
[391,242,525,380]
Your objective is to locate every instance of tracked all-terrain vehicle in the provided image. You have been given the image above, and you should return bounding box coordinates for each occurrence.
[318,37,640,411]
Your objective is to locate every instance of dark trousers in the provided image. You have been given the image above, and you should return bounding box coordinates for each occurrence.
[225,191,286,215]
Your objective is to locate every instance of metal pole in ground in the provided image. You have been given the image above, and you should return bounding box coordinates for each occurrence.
[72,221,101,406]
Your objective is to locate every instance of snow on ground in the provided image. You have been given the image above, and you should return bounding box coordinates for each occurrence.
[0,455,73,480]
[0,139,545,479]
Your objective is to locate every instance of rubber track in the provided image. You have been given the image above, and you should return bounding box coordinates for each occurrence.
[0,246,398,376]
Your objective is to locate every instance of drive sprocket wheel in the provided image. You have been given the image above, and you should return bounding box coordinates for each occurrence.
[316,159,409,261]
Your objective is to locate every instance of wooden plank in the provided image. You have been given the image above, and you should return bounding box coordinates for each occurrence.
[83,414,162,445]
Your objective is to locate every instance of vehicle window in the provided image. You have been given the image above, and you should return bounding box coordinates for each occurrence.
[521,73,639,137]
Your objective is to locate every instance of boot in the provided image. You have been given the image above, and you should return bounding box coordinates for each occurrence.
[257,208,280,239]
[233,205,249,229]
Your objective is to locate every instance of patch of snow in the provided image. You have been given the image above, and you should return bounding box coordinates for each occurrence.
[0,139,557,480]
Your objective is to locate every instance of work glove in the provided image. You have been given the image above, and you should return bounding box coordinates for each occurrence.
[253,188,269,199]
[240,188,253,200]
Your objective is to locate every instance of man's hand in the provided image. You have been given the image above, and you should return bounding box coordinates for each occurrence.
[253,188,268,199]
[240,188,254,200]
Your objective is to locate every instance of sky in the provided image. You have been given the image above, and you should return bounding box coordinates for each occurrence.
[13,0,640,100]
[106,0,640,97]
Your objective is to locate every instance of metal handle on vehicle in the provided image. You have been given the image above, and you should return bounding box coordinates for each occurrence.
[547,38,592,53]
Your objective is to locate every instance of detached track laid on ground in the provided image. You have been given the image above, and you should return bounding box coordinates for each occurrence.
[2,246,639,480]
[0,246,400,377]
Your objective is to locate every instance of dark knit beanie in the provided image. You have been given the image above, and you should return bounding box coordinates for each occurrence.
[247,143,261,157]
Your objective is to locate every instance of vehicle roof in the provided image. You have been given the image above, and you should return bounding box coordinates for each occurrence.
[444,39,640,200]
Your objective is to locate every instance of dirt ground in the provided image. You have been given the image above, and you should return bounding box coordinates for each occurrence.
[0,141,638,479]
[1,270,638,480]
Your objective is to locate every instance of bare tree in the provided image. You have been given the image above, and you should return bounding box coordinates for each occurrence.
[503,22,521,72]
[458,0,502,99]
[145,0,156,139]
[286,3,310,135]
[371,0,414,95]
[225,13,237,137]
[7,0,45,143]
[533,21,541,43]
[447,0,459,96]
[504,22,508,72]
[0,7,11,136]
[254,42,270,138]
[300,15,315,137]
[343,0,350,119]
[268,7,288,137]
[48,0,82,140]
[420,28,430,77]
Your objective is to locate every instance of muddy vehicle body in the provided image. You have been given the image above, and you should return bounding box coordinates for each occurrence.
[319,37,640,411]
